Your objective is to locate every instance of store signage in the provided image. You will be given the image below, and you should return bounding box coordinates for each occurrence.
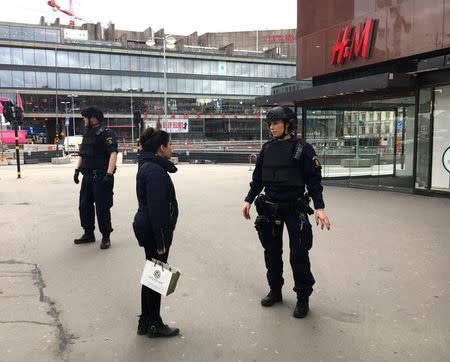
[331,18,376,65]
[443,147,450,173]
[264,34,296,44]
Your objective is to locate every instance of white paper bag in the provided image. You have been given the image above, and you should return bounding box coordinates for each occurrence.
[140,258,181,296]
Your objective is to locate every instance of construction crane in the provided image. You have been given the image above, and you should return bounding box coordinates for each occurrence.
[47,0,84,27]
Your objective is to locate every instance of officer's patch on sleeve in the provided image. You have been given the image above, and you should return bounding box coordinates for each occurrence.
[312,156,321,168]
[106,137,114,145]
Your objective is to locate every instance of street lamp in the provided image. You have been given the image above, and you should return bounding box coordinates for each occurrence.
[146,33,176,132]
[128,88,137,145]
[255,84,268,147]
[61,101,70,154]
[67,93,78,136]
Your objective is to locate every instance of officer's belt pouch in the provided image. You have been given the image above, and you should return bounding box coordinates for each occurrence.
[140,258,181,296]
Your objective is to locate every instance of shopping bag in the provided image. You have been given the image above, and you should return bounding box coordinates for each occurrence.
[140,258,181,296]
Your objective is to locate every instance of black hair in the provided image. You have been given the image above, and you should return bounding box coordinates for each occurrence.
[81,106,104,123]
[140,127,170,153]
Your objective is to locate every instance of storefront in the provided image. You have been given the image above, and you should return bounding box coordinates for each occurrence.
[256,0,450,196]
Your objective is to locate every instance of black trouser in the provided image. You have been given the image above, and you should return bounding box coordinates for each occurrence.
[141,242,170,323]
[79,172,114,237]
[257,205,315,300]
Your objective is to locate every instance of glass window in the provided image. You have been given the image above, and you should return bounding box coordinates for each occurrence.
[21,27,34,41]
[226,80,235,95]
[120,55,130,71]
[202,79,210,94]
[241,63,250,77]
[167,58,177,73]
[257,64,265,77]
[249,64,257,77]
[141,77,150,92]
[11,48,23,65]
[12,71,24,87]
[22,48,35,65]
[46,50,56,67]
[101,54,111,70]
[0,25,10,39]
[80,74,90,89]
[46,29,60,43]
[0,47,11,64]
[34,49,46,66]
[57,51,69,67]
[176,78,186,93]
[111,54,121,70]
[227,62,235,77]
[416,88,432,189]
[91,74,102,90]
[90,53,100,69]
[36,72,48,88]
[130,56,139,71]
[131,76,140,90]
[177,59,186,74]
[186,79,194,94]
[140,57,150,72]
[9,26,22,40]
[34,28,46,42]
[194,79,202,93]
[0,70,12,87]
[168,78,176,93]
[70,73,81,89]
[193,60,202,75]
[48,73,56,88]
[57,73,70,89]
[24,71,36,88]
[79,52,89,68]
[431,85,450,192]
[68,52,80,68]
[202,61,210,75]
[184,59,194,74]
[121,76,131,90]
[111,76,121,90]
[101,75,112,91]
[150,57,159,72]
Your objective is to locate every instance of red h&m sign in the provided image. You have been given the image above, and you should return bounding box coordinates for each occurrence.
[330,18,376,65]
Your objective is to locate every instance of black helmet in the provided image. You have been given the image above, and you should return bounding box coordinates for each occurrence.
[266,106,297,132]
[81,106,104,122]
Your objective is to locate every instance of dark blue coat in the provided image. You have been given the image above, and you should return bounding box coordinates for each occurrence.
[133,152,178,250]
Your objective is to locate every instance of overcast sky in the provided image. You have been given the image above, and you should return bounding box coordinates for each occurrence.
[2,0,297,35]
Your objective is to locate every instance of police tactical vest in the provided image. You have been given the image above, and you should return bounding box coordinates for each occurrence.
[79,127,109,170]
[262,139,305,187]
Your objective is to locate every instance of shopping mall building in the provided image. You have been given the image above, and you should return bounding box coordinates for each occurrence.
[0,19,304,144]
[257,0,450,196]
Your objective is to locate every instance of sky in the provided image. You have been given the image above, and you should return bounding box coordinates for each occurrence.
[1,0,297,35]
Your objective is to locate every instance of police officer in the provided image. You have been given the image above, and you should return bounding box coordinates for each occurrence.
[73,106,118,250]
[242,106,331,318]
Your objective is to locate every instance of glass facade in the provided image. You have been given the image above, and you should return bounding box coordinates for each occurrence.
[303,95,416,190]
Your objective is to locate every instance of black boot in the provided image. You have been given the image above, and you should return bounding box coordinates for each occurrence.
[147,321,180,338]
[261,290,282,307]
[293,298,309,318]
[74,232,95,244]
[137,315,149,335]
[100,236,111,249]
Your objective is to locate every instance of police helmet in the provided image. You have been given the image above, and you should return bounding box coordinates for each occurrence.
[81,106,104,123]
[266,106,297,132]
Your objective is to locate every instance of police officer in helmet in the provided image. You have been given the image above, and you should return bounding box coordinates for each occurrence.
[242,106,331,318]
[73,106,118,249]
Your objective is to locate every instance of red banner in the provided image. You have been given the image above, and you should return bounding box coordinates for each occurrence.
[0,130,27,144]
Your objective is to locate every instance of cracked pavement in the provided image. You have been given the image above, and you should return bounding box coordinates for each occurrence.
[0,162,449,361]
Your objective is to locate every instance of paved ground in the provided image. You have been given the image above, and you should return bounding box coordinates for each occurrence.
[0,161,449,362]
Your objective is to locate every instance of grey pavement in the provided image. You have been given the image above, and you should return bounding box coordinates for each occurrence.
[0,161,449,362]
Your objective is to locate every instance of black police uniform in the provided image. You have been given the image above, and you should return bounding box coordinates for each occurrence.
[78,125,118,239]
[245,135,324,302]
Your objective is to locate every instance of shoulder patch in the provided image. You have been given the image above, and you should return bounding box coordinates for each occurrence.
[312,156,321,168]
[106,137,114,145]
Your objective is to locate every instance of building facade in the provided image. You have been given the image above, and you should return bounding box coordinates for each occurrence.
[0,20,299,145]
[257,0,450,196]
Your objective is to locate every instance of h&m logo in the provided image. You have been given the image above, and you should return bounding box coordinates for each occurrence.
[331,18,376,65]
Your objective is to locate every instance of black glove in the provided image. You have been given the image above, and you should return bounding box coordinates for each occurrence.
[73,168,80,184]
[102,173,114,187]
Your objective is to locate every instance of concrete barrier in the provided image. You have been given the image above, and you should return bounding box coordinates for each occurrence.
[51,156,71,164]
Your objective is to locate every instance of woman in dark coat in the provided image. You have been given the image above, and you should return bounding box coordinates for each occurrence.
[133,127,179,338]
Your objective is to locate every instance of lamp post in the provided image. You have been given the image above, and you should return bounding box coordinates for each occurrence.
[255,84,268,147]
[146,34,176,132]
[61,101,70,154]
[128,88,137,145]
[68,93,78,136]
